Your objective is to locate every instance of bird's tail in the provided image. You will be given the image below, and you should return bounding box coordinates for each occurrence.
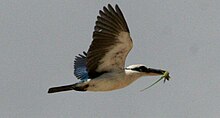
[48,83,88,93]
[48,84,75,93]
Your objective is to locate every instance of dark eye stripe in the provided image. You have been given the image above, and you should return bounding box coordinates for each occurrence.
[131,68,140,71]
[125,66,147,72]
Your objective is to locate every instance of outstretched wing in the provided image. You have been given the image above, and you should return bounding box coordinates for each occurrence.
[74,52,89,80]
[86,4,133,78]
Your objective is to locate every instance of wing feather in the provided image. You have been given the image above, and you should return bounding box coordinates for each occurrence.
[86,4,133,78]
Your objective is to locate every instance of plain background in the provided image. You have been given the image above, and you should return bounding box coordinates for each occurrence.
[1,0,220,118]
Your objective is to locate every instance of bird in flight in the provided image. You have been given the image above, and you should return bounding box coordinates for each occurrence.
[48,4,170,93]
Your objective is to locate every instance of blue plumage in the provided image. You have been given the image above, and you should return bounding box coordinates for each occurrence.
[47,4,169,93]
[74,52,89,80]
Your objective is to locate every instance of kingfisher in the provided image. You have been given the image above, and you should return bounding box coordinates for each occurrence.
[48,4,170,93]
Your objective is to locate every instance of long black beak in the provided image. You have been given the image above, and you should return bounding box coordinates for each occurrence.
[145,68,165,75]
[145,68,170,81]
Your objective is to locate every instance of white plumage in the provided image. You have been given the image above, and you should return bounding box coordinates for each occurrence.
[48,4,169,93]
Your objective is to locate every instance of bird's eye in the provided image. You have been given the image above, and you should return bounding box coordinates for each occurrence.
[139,66,146,72]
[131,66,146,72]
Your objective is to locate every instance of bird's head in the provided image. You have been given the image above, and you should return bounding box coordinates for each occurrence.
[125,64,170,91]
[125,64,166,76]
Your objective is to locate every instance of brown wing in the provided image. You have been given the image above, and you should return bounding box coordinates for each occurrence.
[86,4,133,78]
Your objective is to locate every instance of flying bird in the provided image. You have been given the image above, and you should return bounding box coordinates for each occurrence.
[48,4,170,93]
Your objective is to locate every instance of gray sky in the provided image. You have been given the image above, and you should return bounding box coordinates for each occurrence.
[1,0,220,118]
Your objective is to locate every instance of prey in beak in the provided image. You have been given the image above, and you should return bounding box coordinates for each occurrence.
[140,68,170,91]
[126,65,170,91]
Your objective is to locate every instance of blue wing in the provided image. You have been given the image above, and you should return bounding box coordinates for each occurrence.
[74,52,89,80]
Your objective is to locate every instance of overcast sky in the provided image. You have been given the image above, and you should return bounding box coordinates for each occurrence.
[1,0,220,118]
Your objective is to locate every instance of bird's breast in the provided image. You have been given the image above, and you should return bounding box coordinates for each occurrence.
[86,71,134,91]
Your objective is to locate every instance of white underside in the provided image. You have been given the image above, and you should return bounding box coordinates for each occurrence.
[85,70,144,91]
